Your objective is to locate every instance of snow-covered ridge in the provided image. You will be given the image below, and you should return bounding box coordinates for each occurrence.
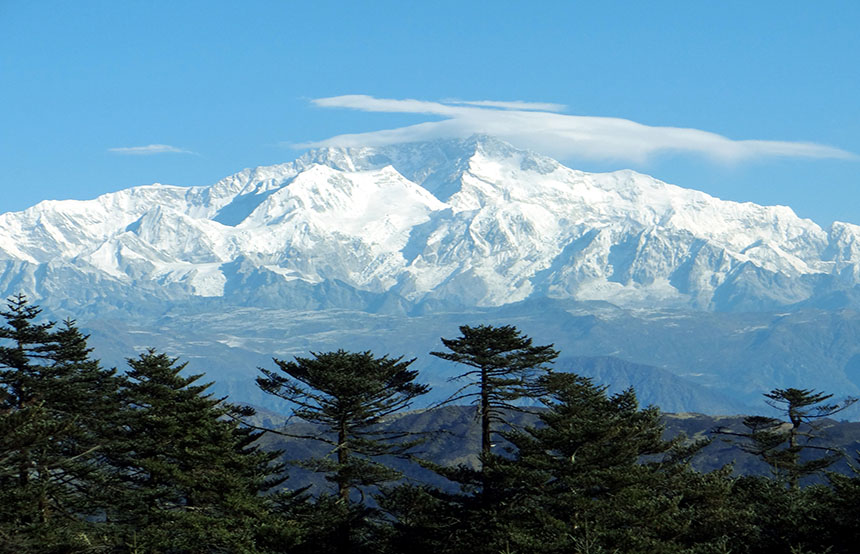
[0,136,857,311]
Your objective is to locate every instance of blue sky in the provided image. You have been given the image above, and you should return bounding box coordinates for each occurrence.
[1,1,858,225]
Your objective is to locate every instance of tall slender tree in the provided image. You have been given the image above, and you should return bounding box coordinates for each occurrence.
[430,324,557,460]
[716,387,857,489]
[257,349,428,554]
[257,349,428,503]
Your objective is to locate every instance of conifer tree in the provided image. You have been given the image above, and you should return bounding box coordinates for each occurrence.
[257,349,428,554]
[716,387,857,489]
[726,474,837,554]
[108,350,292,553]
[430,324,557,460]
[492,372,728,553]
[822,459,860,552]
[384,372,738,554]
[0,295,120,552]
[380,326,557,553]
[257,349,428,503]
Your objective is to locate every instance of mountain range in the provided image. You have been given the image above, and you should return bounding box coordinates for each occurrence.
[2,136,859,416]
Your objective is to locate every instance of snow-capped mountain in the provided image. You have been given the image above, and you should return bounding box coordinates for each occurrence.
[2,135,860,314]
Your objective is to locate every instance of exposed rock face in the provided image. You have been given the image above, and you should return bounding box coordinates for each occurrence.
[3,135,859,314]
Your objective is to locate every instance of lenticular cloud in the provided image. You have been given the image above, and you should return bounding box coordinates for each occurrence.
[303,95,855,163]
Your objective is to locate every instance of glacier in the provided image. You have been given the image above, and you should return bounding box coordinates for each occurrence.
[2,135,860,314]
[3,135,860,416]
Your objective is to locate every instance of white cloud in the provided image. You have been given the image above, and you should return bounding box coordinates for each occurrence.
[108,144,194,155]
[444,99,567,112]
[311,95,466,116]
[302,95,856,163]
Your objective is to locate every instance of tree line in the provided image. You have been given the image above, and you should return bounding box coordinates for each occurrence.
[1,295,859,553]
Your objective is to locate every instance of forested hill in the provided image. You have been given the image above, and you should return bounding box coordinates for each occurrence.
[4,298,860,553]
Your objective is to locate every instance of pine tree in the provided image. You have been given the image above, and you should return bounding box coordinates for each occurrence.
[726,475,836,554]
[108,349,292,553]
[257,349,428,554]
[492,372,745,553]
[709,388,858,553]
[430,324,558,460]
[822,458,860,553]
[385,372,739,554]
[0,295,121,553]
[716,387,857,489]
[379,326,556,554]
[257,349,428,503]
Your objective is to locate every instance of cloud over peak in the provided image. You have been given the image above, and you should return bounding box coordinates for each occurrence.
[303,95,855,163]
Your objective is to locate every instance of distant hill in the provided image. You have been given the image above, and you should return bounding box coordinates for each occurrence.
[256,406,860,494]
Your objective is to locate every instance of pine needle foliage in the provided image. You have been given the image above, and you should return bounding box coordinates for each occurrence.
[716,387,857,489]
[431,324,558,459]
[494,372,717,553]
[108,349,291,553]
[383,372,742,554]
[257,349,429,502]
[0,295,121,553]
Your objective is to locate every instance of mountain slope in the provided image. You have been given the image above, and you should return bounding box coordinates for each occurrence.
[7,141,860,416]
[2,135,860,313]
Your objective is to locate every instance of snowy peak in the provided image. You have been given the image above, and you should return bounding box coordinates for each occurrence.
[296,135,557,203]
[0,136,857,312]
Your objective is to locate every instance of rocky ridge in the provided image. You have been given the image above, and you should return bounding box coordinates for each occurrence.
[2,136,860,314]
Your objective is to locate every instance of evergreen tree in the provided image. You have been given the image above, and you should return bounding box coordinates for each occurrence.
[711,388,857,552]
[495,372,750,553]
[0,295,120,553]
[822,458,860,553]
[257,349,428,503]
[382,326,556,554]
[385,372,739,554]
[257,349,428,554]
[108,350,292,553]
[716,387,857,489]
[430,324,558,460]
[726,475,837,554]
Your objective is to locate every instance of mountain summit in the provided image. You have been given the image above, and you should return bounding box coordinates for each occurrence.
[2,136,860,314]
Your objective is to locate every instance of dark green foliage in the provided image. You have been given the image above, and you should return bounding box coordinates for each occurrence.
[723,476,839,554]
[822,466,860,553]
[0,295,121,552]
[278,493,391,554]
[431,324,558,459]
[5,297,860,553]
[258,349,428,503]
[488,372,733,553]
[108,349,293,553]
[717,387,857,489]
[377,483,458,554]
[384,372,744,554]
[257,350,428,554]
